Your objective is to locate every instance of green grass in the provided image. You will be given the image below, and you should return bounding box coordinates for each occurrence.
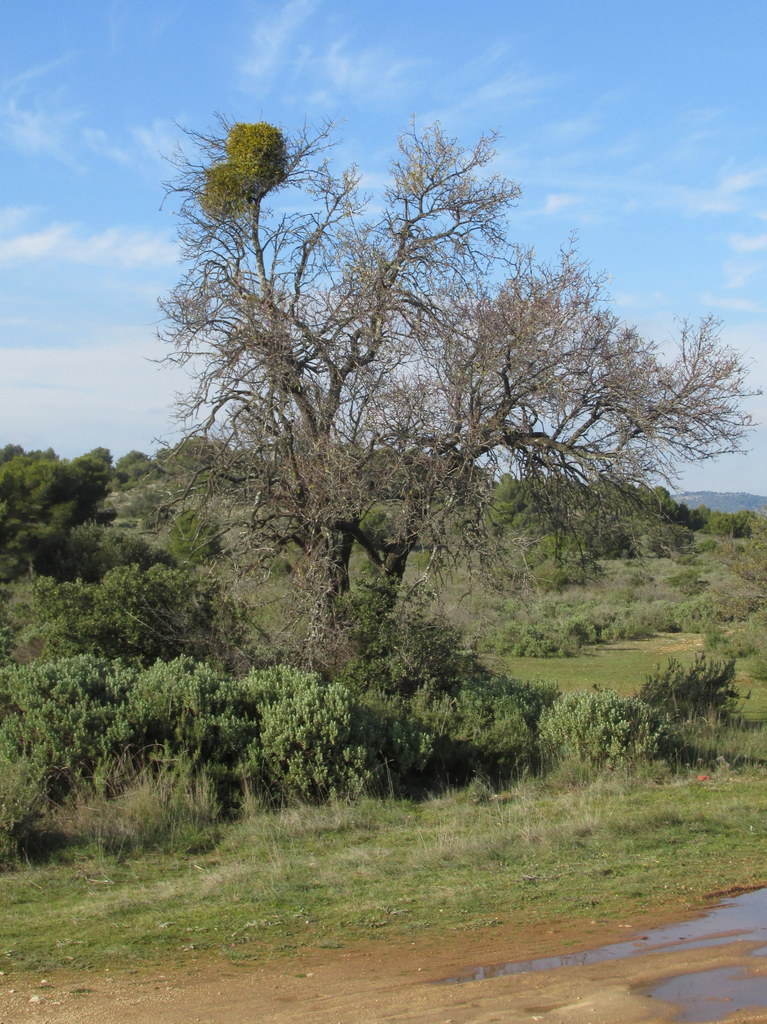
[483,632,767,721]
[484,633,705,694]
[4,768,767,976]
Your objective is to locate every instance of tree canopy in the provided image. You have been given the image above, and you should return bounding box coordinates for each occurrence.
[0,448,114,579]
[160,117,755,643]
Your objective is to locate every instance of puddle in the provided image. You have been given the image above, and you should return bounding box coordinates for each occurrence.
[649,964,767,1022]
[438,887,767,985]
[438,888,767,1020]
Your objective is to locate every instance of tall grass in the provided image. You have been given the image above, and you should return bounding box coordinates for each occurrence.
[49,760,221,857]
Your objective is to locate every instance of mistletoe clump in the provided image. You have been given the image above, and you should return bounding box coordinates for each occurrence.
[201,121,288,215]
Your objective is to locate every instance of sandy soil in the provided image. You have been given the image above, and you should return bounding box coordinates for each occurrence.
[4,904,767,1024]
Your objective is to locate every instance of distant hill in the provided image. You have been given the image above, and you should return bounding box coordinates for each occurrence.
[674,491,767,513]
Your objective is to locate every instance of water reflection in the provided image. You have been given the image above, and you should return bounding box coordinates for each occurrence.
[650,964,767,1022]
[437,887,767,985]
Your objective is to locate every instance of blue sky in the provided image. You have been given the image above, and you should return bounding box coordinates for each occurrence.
[2,0,766,493]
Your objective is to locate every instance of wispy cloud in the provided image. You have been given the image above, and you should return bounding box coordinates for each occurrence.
[722,257,762,290]
[83,128,133,164]
[701,291,764,313]
[241,1,435,108]
[0,206,35,234]
[421,52,552,128]
[729,232,767,253]
[131,120,179,163]
[310,40,421,101]
[0,223,177,267]
[241,0,318,82]
[540,193,581,215]
[673,167,767,215]
[0,60,82,162]
[83,119,179,177]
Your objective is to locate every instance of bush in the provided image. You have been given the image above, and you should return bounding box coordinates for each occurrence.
[639,654,742,723]
[415,676,559,784]
[32,563,248,670]
[0,756,45,861]
[0,655,265,805]
[241,666,372,802]
[0,656,139,796]
[337,579,479,696]
[601,601,683,641]
[355,691,434,793]
[492,614,601,658]
[125,658,263,799]
[0,623,13,667]
[0,654,426,809]
[47,522,173,582]
[539,689,672,770]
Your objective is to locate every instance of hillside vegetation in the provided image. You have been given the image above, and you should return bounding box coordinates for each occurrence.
[2,443,767,971]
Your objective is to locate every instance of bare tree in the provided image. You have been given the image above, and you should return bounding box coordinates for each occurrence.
[160,117,755,630]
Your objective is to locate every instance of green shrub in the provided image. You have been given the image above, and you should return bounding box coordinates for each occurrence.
[639,654,742,723]
[355,691,433,793]
[125,658,263,799]
[696,537,719,553]
[601,601,682,641]
[32,564,247,670]
[705,625,757,659]
[0,655,262,805]
[0,655,405,808]
[0,656,138,795]
[166,510,221,564]
[0,756,45,861]
[0,623,13,667]
[539,690,671,769]
[492,615,601,658]
[242,666,371,802]
[46,522,173,583]
[337,579,479,696]
[667,568,708,597]
[415,676,559,783]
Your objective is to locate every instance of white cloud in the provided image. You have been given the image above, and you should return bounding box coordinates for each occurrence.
[240,2,445,108]
[700,292,764,313]
[313,40,421,100]
[81,119,179,182]
[421,56,551,128]
[673,167,767,215]
[729,232,767,253]
[242,0,318,82]
[0,224,177,267]
[721,258,762,291]
[131,120,179,162]
[83,128,133,164]
[0,206,34,233]
[541,193,580,215]
[0,60,82,162]
[541,117,597,145]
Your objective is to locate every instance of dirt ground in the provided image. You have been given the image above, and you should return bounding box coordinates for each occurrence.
[4,904,767,1024]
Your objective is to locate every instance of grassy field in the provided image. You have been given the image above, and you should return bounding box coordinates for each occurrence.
[483,633,767,720]
[485,633,704,693]
[3,767,767,977]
